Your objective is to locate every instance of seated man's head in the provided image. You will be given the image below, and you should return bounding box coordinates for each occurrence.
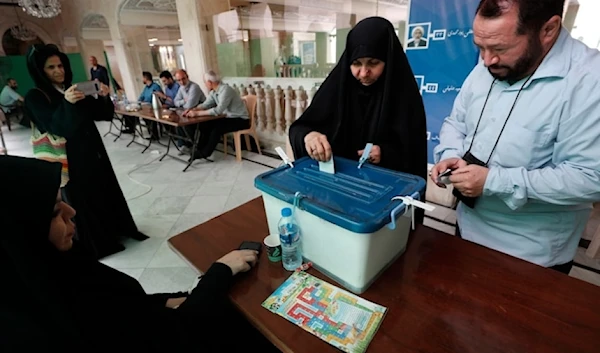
[159,70,175,87]
[7,78,17,89]
[142,71,153,85]
[175,69,189,87]
[203,70,221,91]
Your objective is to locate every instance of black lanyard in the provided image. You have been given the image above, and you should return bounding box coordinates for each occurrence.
[466,73,535,165]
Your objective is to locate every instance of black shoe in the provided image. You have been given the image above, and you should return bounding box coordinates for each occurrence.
[131,231,149,241]
[96,243,126,259]
[188,151,208,162]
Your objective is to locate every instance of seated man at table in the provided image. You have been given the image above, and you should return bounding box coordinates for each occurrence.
[184,70,249,160]
[138,71,163,139]
[0,78,25,126]
[173,69,204,109]
[138,71,163,103]
[173,69,206,152]
[154,70,180,108]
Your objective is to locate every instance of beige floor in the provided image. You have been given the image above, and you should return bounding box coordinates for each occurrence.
[2,121,599,291]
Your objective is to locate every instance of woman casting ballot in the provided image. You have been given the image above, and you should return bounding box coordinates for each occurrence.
[288,16,427,179]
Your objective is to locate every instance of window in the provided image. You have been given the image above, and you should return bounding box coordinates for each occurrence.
[211,0,408,78]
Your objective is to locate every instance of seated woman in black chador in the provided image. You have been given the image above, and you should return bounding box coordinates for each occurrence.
[0,156,280,352]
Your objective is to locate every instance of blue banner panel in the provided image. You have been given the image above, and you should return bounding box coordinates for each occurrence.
[405,0,481,163]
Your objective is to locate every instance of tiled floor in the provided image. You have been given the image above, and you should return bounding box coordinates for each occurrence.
[3,120,600,291]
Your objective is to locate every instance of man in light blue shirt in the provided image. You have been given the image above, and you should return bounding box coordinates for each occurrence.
[0,78,25,128]
[137,71,162,103]
[0,78,23,113]
[430,0,600,273]
[137,71,162,139]
[172,69,206,150]
[173,69,205,109]
[155,70,179,108]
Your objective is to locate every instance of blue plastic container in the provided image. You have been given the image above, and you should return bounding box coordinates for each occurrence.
[255,157,426,293]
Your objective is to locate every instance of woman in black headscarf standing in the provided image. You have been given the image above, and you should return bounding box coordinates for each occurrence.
[289,17,427,179]
[23,44,147,259]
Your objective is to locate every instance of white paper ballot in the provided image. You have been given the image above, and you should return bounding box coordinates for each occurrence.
[319,158,335,174]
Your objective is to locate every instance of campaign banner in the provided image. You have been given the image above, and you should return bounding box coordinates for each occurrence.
[405,0,481,163]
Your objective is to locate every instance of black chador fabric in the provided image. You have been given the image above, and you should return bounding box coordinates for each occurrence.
[0,156,279,353]
[289,17,428,180]
[23,44,147,259]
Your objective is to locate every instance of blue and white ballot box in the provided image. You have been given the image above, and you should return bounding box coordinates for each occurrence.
[255,157,426,294]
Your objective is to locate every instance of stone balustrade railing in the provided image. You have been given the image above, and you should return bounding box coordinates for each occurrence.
[224,77,325,153]
[273,63,336,78]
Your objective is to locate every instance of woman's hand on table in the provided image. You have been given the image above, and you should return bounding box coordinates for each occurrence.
[358,145,381,164]
[304,131,332,162]
[64,85,85,104]
[166,297,187,309]
[217,249,259,276]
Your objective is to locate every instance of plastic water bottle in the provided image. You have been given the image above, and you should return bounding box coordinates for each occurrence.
[278,207,302,271]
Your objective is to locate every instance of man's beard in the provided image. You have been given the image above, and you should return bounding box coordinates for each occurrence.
[488,34,543,83]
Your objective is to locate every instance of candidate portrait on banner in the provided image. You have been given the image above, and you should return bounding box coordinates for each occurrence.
[407,23,430,49]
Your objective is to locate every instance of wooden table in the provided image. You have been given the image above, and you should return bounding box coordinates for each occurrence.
[169,198,600,353]
[115,105,223,171]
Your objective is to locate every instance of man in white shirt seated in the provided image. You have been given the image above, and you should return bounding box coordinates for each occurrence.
[0,78,25,127]
[183,70,250,160]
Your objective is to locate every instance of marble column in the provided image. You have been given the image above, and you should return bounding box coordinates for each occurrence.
[336,13,356,61]
[175,0,228,95]
[107,21,153,100]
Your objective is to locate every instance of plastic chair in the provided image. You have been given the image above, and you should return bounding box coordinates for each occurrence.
[223,95,262,162]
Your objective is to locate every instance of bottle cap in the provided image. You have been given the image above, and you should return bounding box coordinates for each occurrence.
[281,207,292,217]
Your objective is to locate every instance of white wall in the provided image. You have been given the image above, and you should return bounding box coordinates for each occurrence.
[570,0,600,49]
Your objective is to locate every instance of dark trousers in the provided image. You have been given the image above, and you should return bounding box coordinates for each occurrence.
[123,115,137,130]
[147,121,160,139]
[177,126,196,147]
[455,224,574,275]
[196,118,250,156]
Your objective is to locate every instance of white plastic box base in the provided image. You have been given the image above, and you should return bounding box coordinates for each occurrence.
[261,193,412,294]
